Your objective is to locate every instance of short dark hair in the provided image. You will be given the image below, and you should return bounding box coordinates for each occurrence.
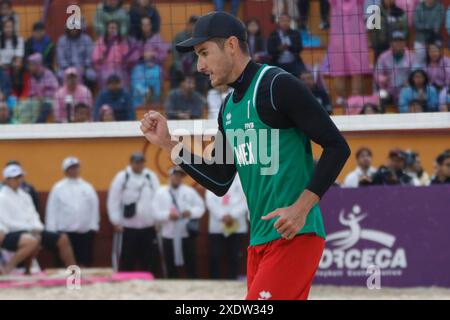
[436,151,450,165]
[356,147,372,159]
[210,37,249,55]
[74,102,90,112]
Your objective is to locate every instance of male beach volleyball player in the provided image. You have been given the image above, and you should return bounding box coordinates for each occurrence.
[140,12,351,300]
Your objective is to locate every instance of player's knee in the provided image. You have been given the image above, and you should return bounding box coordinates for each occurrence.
[57,233,71,248]
[19,233,39,249]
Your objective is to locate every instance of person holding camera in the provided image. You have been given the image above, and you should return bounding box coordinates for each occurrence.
[342,147,377,188]
[107,152,160,273]
[371,148,415,186]
[153,166,205,279]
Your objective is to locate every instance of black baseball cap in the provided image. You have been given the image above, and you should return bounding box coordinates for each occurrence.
[130,152,145,162]
[176,11,247,53]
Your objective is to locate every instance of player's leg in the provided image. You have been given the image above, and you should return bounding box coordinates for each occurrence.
[246,233,325,300]
[0,232,39,275]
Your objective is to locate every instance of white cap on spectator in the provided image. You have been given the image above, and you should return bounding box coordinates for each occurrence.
[62,157,80,172]
[3,164,25,179]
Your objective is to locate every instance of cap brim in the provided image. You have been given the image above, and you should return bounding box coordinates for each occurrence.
[175,37,210,53]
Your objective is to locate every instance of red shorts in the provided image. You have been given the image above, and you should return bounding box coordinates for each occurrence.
[246,233,325,300]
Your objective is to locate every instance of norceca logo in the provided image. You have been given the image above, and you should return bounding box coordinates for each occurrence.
[318,205,407,277]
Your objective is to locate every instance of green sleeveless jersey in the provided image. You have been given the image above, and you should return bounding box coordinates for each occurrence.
[222,64,326,246]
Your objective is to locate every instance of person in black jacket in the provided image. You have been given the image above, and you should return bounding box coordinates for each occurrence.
[246,18,267,64]
[267,13,305,75]
[129,0,161,39]
[371,149,414,186]
[24,22,55,71]
[300,70,332,114]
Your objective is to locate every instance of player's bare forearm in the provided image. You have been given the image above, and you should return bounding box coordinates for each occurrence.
[292,189,320,216]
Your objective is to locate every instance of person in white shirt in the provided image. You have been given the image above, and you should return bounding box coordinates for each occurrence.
[0,164,75,273]
[205,175,248,279]
[153,166,205,278]
[207,84,233,120]
[342,147,377,188]
[45,157,100,267]
[107,152,161,273]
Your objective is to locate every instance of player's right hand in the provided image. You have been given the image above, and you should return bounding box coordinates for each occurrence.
[140,111,171,149]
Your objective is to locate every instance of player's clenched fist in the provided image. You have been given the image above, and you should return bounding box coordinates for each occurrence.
[140,111,172,151]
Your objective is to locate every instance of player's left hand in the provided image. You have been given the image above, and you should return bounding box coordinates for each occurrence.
[261,206,308,240]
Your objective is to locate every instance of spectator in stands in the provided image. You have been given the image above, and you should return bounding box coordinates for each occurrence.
[165,74,206,120]
[153,166,205,279]
[206,175,247,279]
[299,70,332,114]
[73,103,91,123]
[321,0,371,104]
[0,0,19,34]
[267,14,305,76]
[0,67,10,98]
[298,0,330,31]
[207,84,233,120]
[131,46,162,108]
[0,17,24,67]
[213,0,241,16]
[371,148,415,185]
[413,0,444,63]
[431,151,450,184]
[0,100,10,124]
[360,102,382,114]
[92,20,131,90]
[56,22,96,89]
[24,22,54,71]
[246,18,267,64]
[446,5,450,47]
[94,74,134,121]
[272,0,300,26]
[99,104,116,122]
[342,147,377,187]
[438,85,450,111]
[368,0,408,60]
[404,150,430,186]
[0,164,77,269]
[419,40,450,91]
[129,0,161,39]
[3,161,40,213]
[406,99,426,113]
[8,57,29,123]
[107,152,160,273]
[374,31,416,106]
[399,68,439,113]
[45,157,99,267]
[94,0,129,37]
[54,68,93,123]
[0,224,38,275]
[170,16,208,92]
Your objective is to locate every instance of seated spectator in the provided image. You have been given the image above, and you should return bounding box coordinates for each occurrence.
[246,18,267,64]
[374,31,415,105]
[267,14,305,76]
[406,99,426,113]
[56,22,96,88]
[54,68,93,123]
[7,56,30,122]
[299,70,332,114]
[419,40,450,91]
[438,86,450,111]
[0,17,24,67]
[0,0,19,34]
[24,22,54,70]
[404,150,430,186]
[99,104,116,122]
[0,100,11,124]
[94,0,129,37]
[165,74,206,120]
[360,102,382,114]
[0,60,11,97]
[213,0,241,16]
[94,74,134,121]
[413,0,444,63]
[129,0,161,39]
[399,69,439,113]
[342,147,377,187]
[92,20,131,90]
[207,85,233,120]
[368,0,408,60]
[3,161,40,212]
[170,16,208,93]
[73,103,91,123]
[371,148,415,185]
[45,157,99,267]
[0,164,77,271]
[131,47,162,108]
[431,151,450,184]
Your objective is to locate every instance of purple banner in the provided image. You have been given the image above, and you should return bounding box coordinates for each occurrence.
[315,185,450,287]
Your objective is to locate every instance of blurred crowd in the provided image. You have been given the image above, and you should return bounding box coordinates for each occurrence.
[0,0,449,125]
